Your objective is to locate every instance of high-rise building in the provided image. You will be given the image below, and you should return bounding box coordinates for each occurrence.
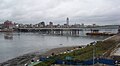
[4,20,14,29]
[66,17,69,26]
[49,22,53,26]
[81,23,84,27]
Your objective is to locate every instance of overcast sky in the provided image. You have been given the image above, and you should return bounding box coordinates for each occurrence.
[0,0,120,25]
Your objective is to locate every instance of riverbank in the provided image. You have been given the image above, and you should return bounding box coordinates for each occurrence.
[0,51,39,66]
[35,34,120,66]
[0,46,85,66]
[41,46,85,57]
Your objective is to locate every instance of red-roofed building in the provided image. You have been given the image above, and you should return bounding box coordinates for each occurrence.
[4,20,14,29]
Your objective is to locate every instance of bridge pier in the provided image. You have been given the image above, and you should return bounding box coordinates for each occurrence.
[71,29,79,36]
[17,28,101,36]
[18,28,80,36]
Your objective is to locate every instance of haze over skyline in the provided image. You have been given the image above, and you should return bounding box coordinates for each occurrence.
[0,0,120,25]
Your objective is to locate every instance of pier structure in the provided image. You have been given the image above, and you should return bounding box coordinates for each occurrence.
[17,28,81,35]
[17,26,118,35]
[14,17,119,36]
[17,27,118,35]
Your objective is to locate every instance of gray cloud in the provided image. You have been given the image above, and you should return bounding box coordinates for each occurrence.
[0,0,120,25]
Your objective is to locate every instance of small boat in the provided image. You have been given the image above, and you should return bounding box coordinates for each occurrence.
[59,44,63,45]
[0,29,13,32]
[87,29,116,36]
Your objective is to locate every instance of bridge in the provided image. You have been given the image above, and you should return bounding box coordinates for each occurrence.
[18,28,84,35]
[18,27,86,30]
[17,27,118,35]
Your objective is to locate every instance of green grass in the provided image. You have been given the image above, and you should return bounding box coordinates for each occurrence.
[34,59,55,66]
[34,62,48,66]
[35,39,120,66]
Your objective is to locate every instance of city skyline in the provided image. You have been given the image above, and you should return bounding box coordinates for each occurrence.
[0,0,120,25]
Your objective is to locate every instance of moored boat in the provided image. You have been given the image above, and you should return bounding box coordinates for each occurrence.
[86,32,116,36]
[0,29,13,32]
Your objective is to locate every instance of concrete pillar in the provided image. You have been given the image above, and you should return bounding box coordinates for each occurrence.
[61,30,63,35]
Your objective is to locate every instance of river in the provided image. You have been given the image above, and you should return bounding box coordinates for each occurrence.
[0,29,117,63]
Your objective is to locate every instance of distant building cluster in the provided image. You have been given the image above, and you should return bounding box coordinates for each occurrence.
[15,18,90,28]
[0,20,16,29]
[0,18,119,30]
[18,22,86,28]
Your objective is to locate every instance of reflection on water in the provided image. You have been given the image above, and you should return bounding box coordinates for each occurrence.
[4,32,13,40]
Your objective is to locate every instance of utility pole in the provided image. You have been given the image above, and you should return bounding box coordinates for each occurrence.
[93,46,95,66]
[93,41,96,66]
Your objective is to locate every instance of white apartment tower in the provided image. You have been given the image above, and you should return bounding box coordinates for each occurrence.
[66,17,69,26]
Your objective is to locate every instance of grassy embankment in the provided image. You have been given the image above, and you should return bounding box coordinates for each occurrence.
[35,37,120,66]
